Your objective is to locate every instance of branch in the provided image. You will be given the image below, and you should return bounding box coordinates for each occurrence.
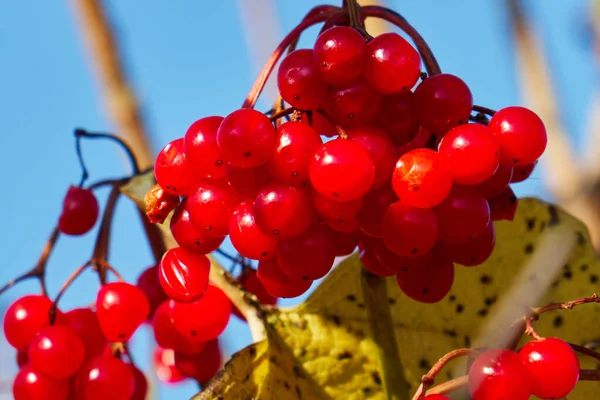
[92,185,122,284]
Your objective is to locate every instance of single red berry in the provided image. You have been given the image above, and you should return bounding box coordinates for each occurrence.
[519,337,579,399]
[28,325,85,380]
[154,138,197,196]
[468,349,532,400]
[232,269,277,320]
[96,282,149,342]
[395,126,431,156]
[310,139,375,202]
[168,284,231,342]
[136,265,169,320]
[183,116,226,179]
[278,49,327,110]
[154,347,185,383]
[187,181,240,238]
[474,165,513,198]
[313,190,363,222]
[152,301,205,354]
[170,200,224,254]
[348,126,397,190]
[17,350,29,367]
[217,108,277,168]
[227,163,274,198]
[488,186,518,221]
[326,216,361,233]
[313,26,366,86]
[159,247,211,303]
[436,221,496,267]
[489,106,547,166]
[358,238,395,277]
[438,124,500,185]
[373,239,431,273]
[257,257,313,298]
[277,224,336,280]
[65,308,107,361]
[413,74,473,135]
[382,202,438,258]
[435,186,490,244]
[130,365,148,400]
[13,364,70,400]
[396,255,454,303]
[364,32,421,95]
[356,183,398,238]
[392,148,452,208]
[511,160,538,183]
[328,79,382,127]
[229,200,278,260]
[376,91,420,146]
[75,355,135,400]
[58,186,99,236]
[270,122,323,185]
[331,229,360,256]
[175,339,222,384]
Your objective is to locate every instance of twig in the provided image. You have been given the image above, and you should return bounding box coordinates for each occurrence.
[269,107,296,122]
[316,108,348,138]
[49,261,93,324]
[569,343,600,363]
[472,105,496,117]
[75,129,141,175]
[424,376,468,396]
[91,185,122,284]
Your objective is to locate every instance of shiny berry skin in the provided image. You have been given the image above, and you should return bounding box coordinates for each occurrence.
[75,355,135,400]
[58,186,99,236]
[183,116,226,179]
[359,238,395,277]
[175,339,222,384]
[227,163,274,198]
[438,124,500,185]
[392,148,452,208]
[159,247,211,303]
[348,126,397,189]
[326,216,360,233]
[217,108,277,168]
[13,364,70,400]
[373,239,431,273]
[332,229,360,256]
[168,284,231,342]
[313,191,363,222]
[313,26,366,86]
[511,161,537,183]
[395,126,431,156]
[4,295,65,351]
[468,349,532,400]
[364,32,421,95]
[28,325,85,380]
[130,365,148,400]
[277,49,327,110]
[277,224,336,280]
[382,202,438,258]
[413,74,473,135]
[96,282,149,342]
[270,122,322,185]
[257,258,313,298]
[229,200,278,260]
[376,91,420,146]
[435,187,490,244]
[396,255,454,303]
[154,138,197,196]
[436,221,496,266]
[254,183,314,239]
[489,106,547,166]
[65,308,107,360]
[154,348,185,383]
[170,200,224,254]
[136,266,168,320]
[474,165,513,198]
[187,182,240,238]
[356,183,398,238]
[488,186,518,221]
[310,139,375,202]
[328,79,382,128]
[519,338,579,399]
[233,269,277,320]
[152,302,205,354]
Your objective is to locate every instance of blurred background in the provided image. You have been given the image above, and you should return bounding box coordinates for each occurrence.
[0,0,598,398]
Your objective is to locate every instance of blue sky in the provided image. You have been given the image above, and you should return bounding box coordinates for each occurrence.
[0,0,595,398]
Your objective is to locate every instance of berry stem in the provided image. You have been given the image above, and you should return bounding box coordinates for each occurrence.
[423,375,468,397]
[92,185,122,284]
[316,108,348,139]
[138,207,167,263]
[75,128,141,175]
[580,369,600,381]
[472,104,497,117]
[49,260,93,324]
[344,0,372,40]
[269,107,297,122]
[568,343,600,363]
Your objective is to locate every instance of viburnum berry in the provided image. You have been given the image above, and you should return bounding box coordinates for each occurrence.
[364,32,421,95]
[436,221,496,266]
[413,73,473,135]
[183,116,226,179]
[277,48,327,110]
[474,165,513,198]
[395,126,431,156]
[313,190,363,222]
[468,349,532,400]
[130,365,148,400]
[159,247,211,303]
[396,254,454,303]
[358,238,395,277]
[438,124,500,185]
[489,106,547,166]
[175,339,222,384]
[382,202,438,258]
[154,347,185,383]
[435,186,490,244]
[519,338,580,399]
[310,139,375,202]
[152,301,206,354]
[326,216,360,233]
[392,148,452,208]
[328,79,382,127]
[348,126,397,189]
[511,160,538,183]
[13,364,70,400]
[229,200,278,260]
[154,138,197,196]
[257,257,313,298]
[58,186,99,236]
[187,181,240,238]
[170,200,225,254]
[96,282,149,342]
[356,183,398,238]
[270,122,322,185]
[217,108,277,168]
[136,265,169,320]
[227,164,274,198]
[313,26,366,86]
[65,308,107,361]
[332,229,360,256]
[232,268,277,320]
[372,239,431,273]
[488,186,518,221]
[28,325,85,380]
[75,355,135,400]
[376,91,420,146]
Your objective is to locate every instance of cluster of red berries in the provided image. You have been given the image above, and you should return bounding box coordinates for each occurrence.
[153,26,546,303]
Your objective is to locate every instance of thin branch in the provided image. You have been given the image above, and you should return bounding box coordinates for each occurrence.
[472,105,496,116]
[92,185,122,284]
[269,107,296,122]
[75,129,141,175]
[424,376,468,396]
[569,343,600,363]
[50,261,93,324]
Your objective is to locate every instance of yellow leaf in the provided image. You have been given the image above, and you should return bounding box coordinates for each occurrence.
[119,169,155,210]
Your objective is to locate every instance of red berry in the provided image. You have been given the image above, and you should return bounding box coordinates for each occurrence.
[277,224,336,280]
[359,239,395,277]
[65,308,107,360]
[436,221,496,267]
[364,32,421,95]
[313,190,363,222]
[474,165,513,198]
[170,200,224,254]
[154,138,197,196]
[376,91,420,146]
[270,122,323,185]
[395,126,431,156]
[229,200,278,260]
[313,26,366,86]
[511,160,537,183]
[13,364,70,400]
[392,148,452,208]
[396,255,454,303]
[58,186,99,236]
[348,126,397,189]
[356,183,398,238]
[373,239,431,273]
[278,49,327,110]
[310,139,375,202]
[175,339,222,384]
[96,282,149,342]
[413,74,473,135]
[328,79,382,127]
[187,182,240,238]
[257,258,313,298]
[438,124,500,185]
[136,266,169,320]
[28,325,85,380]
[75,356,135,400]
[183,116,226,179]
[227,163,274,198]
[382,202,438,258]
[326,217,360,233]
[152,302,205,354]
[154,347,185,383]
[130,365,148,400]
[519,338,579,399]
[332,229,360,256]
[159,247,211,303]
[488,186,518,221]
[468,349,532,400]
[232,269,277,320]
[217,108,277,168]
[435,186,490,244]
[489,106,547,166]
